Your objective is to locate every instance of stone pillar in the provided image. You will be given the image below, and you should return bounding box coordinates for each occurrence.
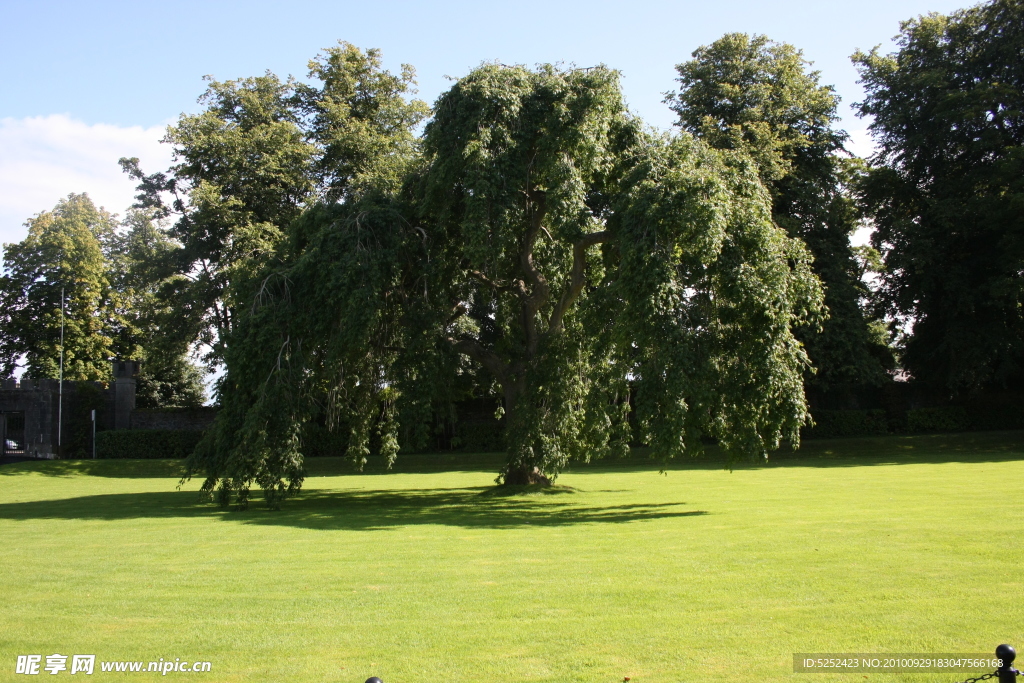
[112,360,140,430]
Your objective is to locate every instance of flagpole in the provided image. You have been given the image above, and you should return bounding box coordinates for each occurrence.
[58,285,64,457]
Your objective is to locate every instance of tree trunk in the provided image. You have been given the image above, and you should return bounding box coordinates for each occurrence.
[498,376,551,486]
[501,465,551,486]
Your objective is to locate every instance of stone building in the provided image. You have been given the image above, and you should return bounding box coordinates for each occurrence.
[0,360,139,459]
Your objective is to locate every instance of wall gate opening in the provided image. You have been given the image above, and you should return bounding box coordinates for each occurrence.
[1,412,26,456]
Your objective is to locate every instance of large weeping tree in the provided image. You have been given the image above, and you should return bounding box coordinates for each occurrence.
[189,63,824,507]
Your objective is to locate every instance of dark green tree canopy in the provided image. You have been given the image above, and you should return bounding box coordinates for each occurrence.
[854,0,1024,392]
[670,34,894,396]
[189,62,824,507]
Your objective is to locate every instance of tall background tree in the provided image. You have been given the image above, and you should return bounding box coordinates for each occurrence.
[0,193,118,381]
[668,34,894,404]
[189,62,825,507]
[122,42,429,367]
[105,209,206,407]
[854,0,1024,393]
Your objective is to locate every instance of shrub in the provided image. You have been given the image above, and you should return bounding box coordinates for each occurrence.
[906,407,972,433]
[803,409,889,439]
[96,429,204,459]
[965,401,1024,431]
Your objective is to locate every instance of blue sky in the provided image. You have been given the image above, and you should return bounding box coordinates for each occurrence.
[1,0,969,247]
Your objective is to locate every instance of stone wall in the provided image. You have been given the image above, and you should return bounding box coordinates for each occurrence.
[0,362,221,460]
[0,379,112,458]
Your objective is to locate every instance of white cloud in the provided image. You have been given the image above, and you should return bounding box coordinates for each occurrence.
[0,115,174,246]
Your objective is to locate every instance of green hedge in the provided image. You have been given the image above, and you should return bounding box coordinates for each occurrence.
[906,406,972,433]
[96,429,204,459]
[905,404,1024,433]
[803,409,890,439]
[966,402,1024,431]
[804,401,1023,439]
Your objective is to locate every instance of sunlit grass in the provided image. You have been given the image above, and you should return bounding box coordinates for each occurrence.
[1,431,1022,682]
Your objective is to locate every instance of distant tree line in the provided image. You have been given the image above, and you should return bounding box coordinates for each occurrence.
[1,0,1019,503]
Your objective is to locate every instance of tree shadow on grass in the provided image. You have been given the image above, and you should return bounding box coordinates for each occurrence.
[575,431,1024,471]
[766,430,1024,468]
[0,452,510,479]
[3,432,1021,482]
[0,458,189,479]
[0,486,708,531]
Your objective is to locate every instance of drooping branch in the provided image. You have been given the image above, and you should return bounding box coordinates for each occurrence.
[547,230,610,334]
[520,189,550,356]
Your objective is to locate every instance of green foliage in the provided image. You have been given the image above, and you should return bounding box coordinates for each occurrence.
[610,134,823,463]
[668,34,841,184]
[121,42,428,367]
[806,396,1024,436]
[0,194,118,381]
[906,407,972,433]
[190,196,433,507]
[134,360,206,410]
[120,72,315,364]
[965,396,1024,431]
[299,422,350,458]
[106,209,206,408]
[670,34,894,393]
[1,195,205,406]
[905,401,1024,433]
[803,409,889,439]
[96,429,205,459]
[854,0,1024,392]
[299,43,430,199]
[191,61,825,507]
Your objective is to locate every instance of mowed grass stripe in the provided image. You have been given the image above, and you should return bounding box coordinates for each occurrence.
[0,431,1021,682]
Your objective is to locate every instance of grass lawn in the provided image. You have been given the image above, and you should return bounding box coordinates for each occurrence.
[1,431,1022,682]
